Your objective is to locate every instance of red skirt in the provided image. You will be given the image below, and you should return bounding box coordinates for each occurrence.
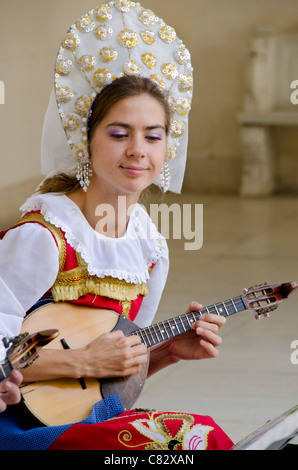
[48,409,233,450]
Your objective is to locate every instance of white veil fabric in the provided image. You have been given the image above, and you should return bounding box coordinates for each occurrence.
[40,1,194,193]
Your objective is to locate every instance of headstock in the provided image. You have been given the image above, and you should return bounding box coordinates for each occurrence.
[3,329,59,375]
[243,282,298,319]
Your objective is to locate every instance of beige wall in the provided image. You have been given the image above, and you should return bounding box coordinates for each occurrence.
[1,0,298,225]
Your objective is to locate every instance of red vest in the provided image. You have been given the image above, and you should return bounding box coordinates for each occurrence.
[1,211,153,322]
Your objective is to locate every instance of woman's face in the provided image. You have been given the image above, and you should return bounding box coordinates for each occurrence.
[89,93,167,200]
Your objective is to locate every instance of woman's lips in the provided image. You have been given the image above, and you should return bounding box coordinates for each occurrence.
[120,166,148,176]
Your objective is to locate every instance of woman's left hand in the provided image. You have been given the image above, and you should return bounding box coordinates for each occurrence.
[168,301,226,361]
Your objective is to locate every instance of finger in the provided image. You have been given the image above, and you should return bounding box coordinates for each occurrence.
[191,315,225,333]
[109,331,145,349]
[199,338,220,358]
[0,399,7,413]
[9,370,23,386]
[122,342,148,363]
[0,383,21,405]
[186,301,203,313]
[198,313,226,327]
[192,320,219,334]
[127,334,145,348]
[117,345,149,376]
[195,327,223,348]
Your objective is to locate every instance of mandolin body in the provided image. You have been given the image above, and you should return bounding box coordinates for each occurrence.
[21,303,149,426]
[20,281,298,426]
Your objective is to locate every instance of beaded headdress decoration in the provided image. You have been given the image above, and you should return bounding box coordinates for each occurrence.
[41,1,193,193]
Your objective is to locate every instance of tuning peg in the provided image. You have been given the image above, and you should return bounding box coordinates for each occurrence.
[254,311,269,319]
[24,354,39,368]
[260,305,277,316]
[2,337,10,348]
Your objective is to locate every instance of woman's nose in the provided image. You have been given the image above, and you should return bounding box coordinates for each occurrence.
[126,136,145,158]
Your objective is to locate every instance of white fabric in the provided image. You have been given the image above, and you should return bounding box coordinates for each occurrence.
[0,224,59,339]
[41,89,76,178]
[20,193,168,284]
[41,3,193,194]
[41,89,190,194]
[0,193,169,339]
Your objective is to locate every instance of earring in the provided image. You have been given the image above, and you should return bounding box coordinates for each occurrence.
[76,161,92,192]
[159,161,170,192]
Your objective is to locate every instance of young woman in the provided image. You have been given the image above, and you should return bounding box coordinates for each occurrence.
[0,3,233,450]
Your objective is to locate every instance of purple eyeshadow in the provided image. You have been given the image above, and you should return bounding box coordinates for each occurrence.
[107,128,126,137]
[148,132,162,139]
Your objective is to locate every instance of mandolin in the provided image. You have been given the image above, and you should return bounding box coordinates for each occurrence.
[20,281,298,427]
[0,329,59,382]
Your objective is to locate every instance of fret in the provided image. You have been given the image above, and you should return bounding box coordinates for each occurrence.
[221,302,229,316]
[179,315,187,332]
[146,327,155,346]
[191,311,198,323]
[168,319,176,337]
[160,321,170,340]
[150,325,160,344]
[136,329,146,345]
[164,321,172,339]
[237,296,247,312]
[156,323,166,342]
[167,319,176,337]
[155,324,165,343]
[136,328,149,347]
[143,330,151,346]
[230,298,237,313]
[173,317,179,333]
[131,294,250,349]
[205,306,212,315]
[225,299,236,315]
[213,304,220,315]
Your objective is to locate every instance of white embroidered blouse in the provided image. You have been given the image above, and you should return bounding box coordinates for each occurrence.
[0,193,169,355]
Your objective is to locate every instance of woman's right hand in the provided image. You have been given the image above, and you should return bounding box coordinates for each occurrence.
[0,370,23,412]
[79,330,148,379]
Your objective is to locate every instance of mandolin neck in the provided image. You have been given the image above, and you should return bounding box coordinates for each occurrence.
[0,358,13,382]
[134,295,247,348]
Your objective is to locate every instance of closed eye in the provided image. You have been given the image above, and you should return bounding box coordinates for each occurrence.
[108,132,128,139]
[146,134,163,141]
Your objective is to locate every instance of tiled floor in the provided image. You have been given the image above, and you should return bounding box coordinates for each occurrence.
[134,192,298,446]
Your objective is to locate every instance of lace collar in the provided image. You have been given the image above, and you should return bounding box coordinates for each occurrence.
[20,193,166,284]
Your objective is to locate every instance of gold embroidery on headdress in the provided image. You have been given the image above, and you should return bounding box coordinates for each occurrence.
[53,2,193,193]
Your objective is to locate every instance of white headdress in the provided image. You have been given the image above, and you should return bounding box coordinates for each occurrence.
[41,1,193,193]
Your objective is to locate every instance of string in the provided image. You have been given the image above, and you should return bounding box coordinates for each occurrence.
[132,295,247,348]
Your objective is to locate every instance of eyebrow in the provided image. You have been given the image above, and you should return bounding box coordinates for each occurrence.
[106,122,165,131]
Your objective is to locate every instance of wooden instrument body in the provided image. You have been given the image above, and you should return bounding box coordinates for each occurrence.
[19,281,298,426]
[20,303,149,426]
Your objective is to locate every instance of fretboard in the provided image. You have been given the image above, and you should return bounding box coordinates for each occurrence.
[0,358,13,382]
[133,295,247,348]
